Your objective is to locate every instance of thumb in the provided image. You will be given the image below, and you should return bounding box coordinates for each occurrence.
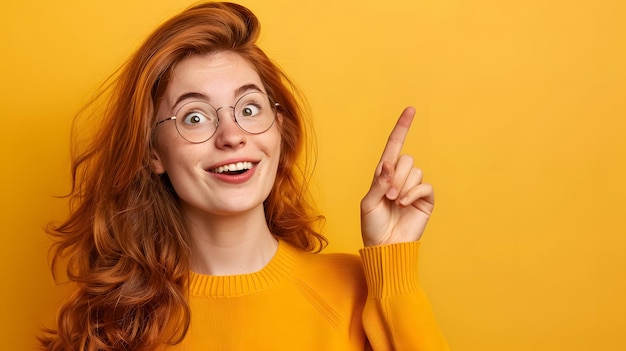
[361,161,396,211]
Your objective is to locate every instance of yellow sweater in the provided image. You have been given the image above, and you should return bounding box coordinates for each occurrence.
[168,240,448,350]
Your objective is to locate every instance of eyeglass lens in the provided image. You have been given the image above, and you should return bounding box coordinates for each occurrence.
[174,91,276,143]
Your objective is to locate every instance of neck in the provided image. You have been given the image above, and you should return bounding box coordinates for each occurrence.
[182,205,278,276]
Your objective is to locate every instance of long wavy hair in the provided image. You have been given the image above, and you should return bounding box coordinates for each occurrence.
[40,2,326,350]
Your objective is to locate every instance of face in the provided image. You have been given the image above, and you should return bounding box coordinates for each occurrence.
[151,51,282,221]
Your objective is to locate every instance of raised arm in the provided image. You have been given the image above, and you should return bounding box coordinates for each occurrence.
[359,107,448,350]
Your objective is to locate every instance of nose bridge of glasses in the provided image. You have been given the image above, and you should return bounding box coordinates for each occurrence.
[215,105,235,116]
[214,105,239,129]
[221,104,251,129]
[214,105,255,139]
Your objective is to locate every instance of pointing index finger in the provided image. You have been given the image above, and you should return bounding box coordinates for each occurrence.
[377,106,415,169]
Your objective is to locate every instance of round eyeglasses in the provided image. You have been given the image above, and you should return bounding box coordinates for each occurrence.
[156,91,279,144]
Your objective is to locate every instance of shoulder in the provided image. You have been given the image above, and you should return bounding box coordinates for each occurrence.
[290,248,367,293]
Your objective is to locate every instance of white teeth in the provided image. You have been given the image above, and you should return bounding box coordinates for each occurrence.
[212,161,253,174]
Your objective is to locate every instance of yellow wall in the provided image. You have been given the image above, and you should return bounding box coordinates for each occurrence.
[2,0,624,349]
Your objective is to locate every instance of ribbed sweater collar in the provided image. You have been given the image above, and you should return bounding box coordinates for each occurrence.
[188,239,297,297]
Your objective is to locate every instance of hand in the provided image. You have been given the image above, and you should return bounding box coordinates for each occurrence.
[360,107,434,247]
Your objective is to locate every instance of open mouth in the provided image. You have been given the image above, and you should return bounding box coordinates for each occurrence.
[210,161,254,175]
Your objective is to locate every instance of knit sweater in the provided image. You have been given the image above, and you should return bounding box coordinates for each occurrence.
[167,240,448,350]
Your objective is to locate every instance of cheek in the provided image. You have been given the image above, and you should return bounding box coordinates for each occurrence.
[164,145,197,171]
[271,131,283,163]
[274,128,289,167]
[153,127,190,170]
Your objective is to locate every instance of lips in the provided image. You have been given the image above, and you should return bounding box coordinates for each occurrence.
[209,161,255,175]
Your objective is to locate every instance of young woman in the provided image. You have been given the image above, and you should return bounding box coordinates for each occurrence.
[40,2,448,350]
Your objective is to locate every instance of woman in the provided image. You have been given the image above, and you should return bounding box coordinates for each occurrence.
[40,2,448,350]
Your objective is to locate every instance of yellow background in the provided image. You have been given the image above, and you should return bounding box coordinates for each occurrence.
[1,0,625,349]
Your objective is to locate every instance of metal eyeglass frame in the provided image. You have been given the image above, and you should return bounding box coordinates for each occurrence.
[156,91,280,144]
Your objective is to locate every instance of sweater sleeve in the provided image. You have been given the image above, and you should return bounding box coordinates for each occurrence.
[359,241,449,351]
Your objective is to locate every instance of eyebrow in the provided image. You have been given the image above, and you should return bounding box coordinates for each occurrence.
[171,83,264,110]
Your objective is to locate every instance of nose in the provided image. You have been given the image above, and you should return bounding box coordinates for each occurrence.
[213,107,246,149]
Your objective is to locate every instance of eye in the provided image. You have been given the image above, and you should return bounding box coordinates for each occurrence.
[240,103,261,117]
[182,112,208,125]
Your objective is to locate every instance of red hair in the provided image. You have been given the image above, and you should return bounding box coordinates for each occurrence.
[40,2,326,350]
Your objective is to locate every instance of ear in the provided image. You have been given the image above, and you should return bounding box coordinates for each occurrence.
[150,147,166,174]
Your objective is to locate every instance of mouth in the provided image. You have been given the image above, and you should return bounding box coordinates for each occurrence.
[209,161,255,175]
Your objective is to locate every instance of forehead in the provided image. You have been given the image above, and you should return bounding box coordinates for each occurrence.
[165,51,263,103]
